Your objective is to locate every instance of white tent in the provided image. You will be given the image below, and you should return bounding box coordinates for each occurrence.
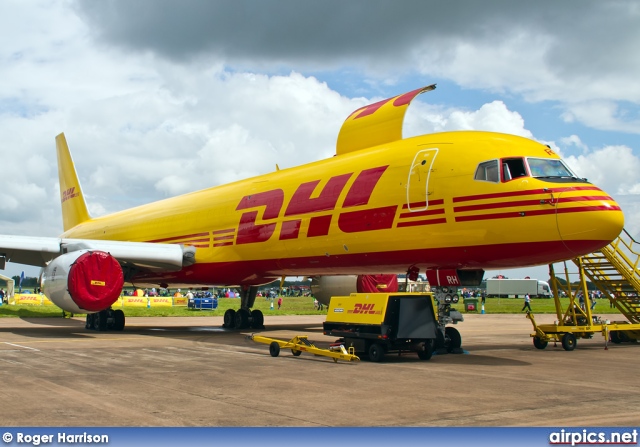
[0,274,15,302]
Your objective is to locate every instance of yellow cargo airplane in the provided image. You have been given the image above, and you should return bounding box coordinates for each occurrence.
[0,85,624,330]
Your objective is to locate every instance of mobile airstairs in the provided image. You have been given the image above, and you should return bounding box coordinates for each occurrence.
[528,229,640,350]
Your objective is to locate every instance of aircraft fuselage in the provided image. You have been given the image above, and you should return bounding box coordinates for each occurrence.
[62,130,623,286]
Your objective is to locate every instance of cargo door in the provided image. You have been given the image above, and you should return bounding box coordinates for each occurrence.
[406,148,438,212]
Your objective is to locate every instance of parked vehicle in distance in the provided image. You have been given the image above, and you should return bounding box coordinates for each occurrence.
[485,279,551,298]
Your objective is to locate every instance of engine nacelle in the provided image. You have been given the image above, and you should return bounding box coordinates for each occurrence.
[311,275,400,305]
[310,276,358,306]
[41,250,124,314]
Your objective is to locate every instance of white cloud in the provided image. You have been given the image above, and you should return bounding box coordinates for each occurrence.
[404,100,533,138]
[564,145,640,196]
[560,135,588,153]
[71,1,640,133]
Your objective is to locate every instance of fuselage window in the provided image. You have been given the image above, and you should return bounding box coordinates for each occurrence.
[474,160,499,183]
[501,158,528,182]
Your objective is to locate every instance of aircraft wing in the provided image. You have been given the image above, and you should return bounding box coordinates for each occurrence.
[0,235,196,272]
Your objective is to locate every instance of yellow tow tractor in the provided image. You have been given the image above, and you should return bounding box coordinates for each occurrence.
[247,334,360,363]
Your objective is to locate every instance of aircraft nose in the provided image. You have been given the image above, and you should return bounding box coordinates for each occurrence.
[555,190,624,256]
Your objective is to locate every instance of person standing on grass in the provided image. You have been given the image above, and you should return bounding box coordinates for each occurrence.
[522,293,532,312]
[277,296,282,310]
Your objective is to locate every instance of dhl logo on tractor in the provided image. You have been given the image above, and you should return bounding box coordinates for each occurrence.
[0,84,625,331]
[347,303,382,315]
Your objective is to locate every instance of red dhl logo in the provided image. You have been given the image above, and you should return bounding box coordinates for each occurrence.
[61,187,80,203]
[128,298,145,303]
[346,87,427,120]
[347,303,381,315]
[217,165,397,246]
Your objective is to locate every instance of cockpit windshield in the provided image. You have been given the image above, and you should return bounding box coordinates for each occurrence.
[527,158,577,179]
[474,157,584,184]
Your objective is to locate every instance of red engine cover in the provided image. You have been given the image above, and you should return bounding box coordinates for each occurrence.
[68,251,124,312]
[356,274,398,293]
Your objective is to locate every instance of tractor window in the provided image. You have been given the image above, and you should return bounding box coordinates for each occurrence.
[474,160,499,183]
[501,158,528,182]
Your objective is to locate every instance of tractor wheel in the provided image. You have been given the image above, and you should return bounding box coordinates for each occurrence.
[561,333,577,351]
[533,337,548,350]
[368,342,385,362]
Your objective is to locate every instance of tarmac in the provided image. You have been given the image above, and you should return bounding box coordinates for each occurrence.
[0,312,638,427]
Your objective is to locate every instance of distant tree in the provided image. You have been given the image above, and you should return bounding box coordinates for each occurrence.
[11,275,38,289]
[552,277,567,286]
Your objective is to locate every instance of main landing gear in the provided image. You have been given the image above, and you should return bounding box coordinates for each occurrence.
[223,285,264,330]
[85,308,125,331]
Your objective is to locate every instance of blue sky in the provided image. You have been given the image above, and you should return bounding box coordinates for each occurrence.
[0,0,638,282]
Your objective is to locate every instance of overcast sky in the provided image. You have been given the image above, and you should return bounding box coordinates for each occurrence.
[1,0,639,281]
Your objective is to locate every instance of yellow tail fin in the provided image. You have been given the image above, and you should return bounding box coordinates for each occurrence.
[56,133,91,232]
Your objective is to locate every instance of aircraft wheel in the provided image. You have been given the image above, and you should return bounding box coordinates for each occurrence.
[269,341,280,357]
[561,333,577,351]
[417,340,434,360]
[93,311,107,331]
[85,314,94,330]
[235,309,250,329]
[368,342,385,362]
[533,337,548,350]
[445,327,462,353]
[291,349,302,356]
[113,309,125,331]
[223,309,236,328]
[250,309,264,329]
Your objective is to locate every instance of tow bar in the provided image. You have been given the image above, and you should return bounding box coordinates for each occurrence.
[247,334,360,363]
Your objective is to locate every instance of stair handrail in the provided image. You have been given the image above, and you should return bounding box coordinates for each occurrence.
[603,229,640,281]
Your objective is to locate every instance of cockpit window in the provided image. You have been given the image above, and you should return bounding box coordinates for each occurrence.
[502,158,528,182]
[527,158,576,179]
[474,160,499,183]
[476,157,582,185]
[475,158,528,183]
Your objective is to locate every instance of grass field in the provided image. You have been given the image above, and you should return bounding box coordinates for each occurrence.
[0,296,615,318]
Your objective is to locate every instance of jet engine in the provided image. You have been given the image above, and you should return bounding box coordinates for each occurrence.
[41,250,124,314]
[310,276,358,306]
[311,275,409,305]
